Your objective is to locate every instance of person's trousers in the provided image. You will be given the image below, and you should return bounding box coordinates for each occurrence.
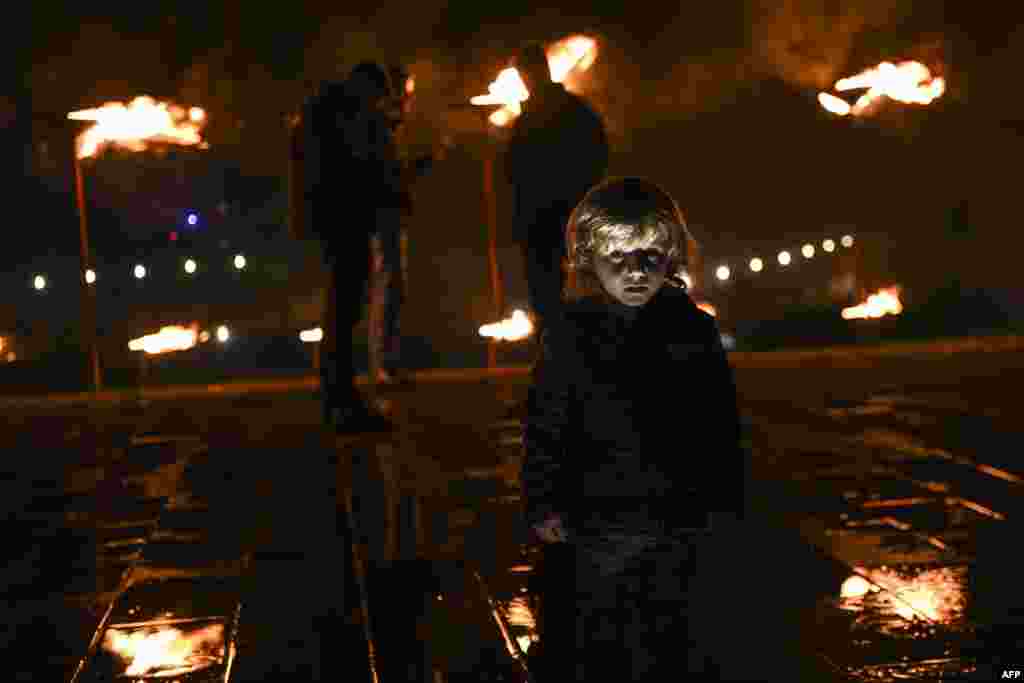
[534,535,705,681]
[321,249,369,418]
[368,213,405,375]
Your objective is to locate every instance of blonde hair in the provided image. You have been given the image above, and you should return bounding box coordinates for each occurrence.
[564,176,698,302]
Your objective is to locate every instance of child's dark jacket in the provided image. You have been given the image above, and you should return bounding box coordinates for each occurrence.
[522,286,746,543]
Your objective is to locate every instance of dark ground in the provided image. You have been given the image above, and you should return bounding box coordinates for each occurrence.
[4,343,1024,681]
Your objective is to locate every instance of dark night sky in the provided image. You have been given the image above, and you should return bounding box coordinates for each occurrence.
[18,1,1024,292]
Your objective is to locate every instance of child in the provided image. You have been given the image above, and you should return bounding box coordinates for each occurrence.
[521,176,745,680]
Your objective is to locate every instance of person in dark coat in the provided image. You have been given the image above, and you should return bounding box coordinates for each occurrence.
[299,63,403,432]
[503,41,609,342]
[521,177,746,680]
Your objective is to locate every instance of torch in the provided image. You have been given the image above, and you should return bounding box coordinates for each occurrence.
[67,96,207,393]
[470,35,598,367]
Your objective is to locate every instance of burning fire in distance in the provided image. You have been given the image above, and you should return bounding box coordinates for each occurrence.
[818,61,945,117]
[480,309,534,341]
[471,35,598,127]
[840,566,964,624]
[842,286,903,320]
[128,324,199,355]
[69,95,207,159]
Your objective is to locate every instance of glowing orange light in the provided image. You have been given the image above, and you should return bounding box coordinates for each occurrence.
[842,286,903,320]
[128,324,199,355]
[696,301,717,317]
[479,309,534,341]
[103,622,225,677]
[69,96,207,159]
[818,61,945,117]
[471,34,598,127]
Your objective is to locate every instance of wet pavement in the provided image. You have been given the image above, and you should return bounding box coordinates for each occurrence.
[4,344,1024,681]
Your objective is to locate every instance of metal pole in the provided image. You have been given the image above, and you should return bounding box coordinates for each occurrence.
[483,142,504,369]
[72,142,102,392]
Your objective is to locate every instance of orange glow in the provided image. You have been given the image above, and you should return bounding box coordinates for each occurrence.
[818,61,945,117]
[103,622,225,677]
[818,92,851,116]
[69,96,207,159]
[128,324,199,355]
[300,326,324,343]
[471,34,598,127]
[840,567,964,623]
[479,309,534,341]
[696,301,717,317]
[842,286,903,320]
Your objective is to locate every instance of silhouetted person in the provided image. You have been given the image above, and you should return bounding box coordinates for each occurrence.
[366,64,441,386]
[296,63,402,432]
[522,178,745,680]
[503,41,609,342]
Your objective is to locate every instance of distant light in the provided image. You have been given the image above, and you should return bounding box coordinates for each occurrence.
[749,258,763,273]
[169,231,178,242]
[841,234,855,248]
[778,250,791,266]
[85,268,97,284]
[184,258,197,274]
[188,107,206,123]
[186,212,199,226]
[802,244,815,258]
[715,265,731,281]
[823,239,836,253]
[199,330,211,343]
[5,351,14,363]
[134,264,147,279]
[233,254,247,270]
[720,333,737,350]
[216,325,230,343]
[300,326,324,343]
[33,275,46,290]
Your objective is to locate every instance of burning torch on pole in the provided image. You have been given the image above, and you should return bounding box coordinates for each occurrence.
[470,35,599,365]
[68,96,207,393]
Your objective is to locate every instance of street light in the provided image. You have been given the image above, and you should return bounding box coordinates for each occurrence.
[233,254,246,270]
[841,234,855,248]
[715,265,731,281]
[33,275,47,291]
[134,264,147,280]
[802,244,815,258]
[85,268,97,284]
[216,325,230,343]
[184,258,197,274]
[823,239,836,253]
[749,257,763,273]
[778,250,792,266]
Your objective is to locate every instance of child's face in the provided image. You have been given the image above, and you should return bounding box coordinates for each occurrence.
[593,230,671,307]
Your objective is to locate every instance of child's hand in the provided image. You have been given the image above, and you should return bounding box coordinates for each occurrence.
[532,515,568,544]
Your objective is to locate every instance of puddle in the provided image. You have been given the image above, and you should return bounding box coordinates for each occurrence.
[820,564,979,679]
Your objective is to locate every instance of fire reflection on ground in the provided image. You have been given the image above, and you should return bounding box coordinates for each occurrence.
[102,619,225,678]
[839,565,967,632]
[503,595,538,654]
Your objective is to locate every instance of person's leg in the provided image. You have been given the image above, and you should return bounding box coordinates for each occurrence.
[381,224,404,374]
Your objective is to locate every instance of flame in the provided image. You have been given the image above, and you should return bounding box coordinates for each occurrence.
[471,34,598,127]
[819,61,945,117]
[479,309,534,341]
[696,301,717,317]
[842,286,903,320]
[103,622,225,677]
[840,567,964,624]
[300,326,324,343]
[818,92,852,116]
[128,324,199,355]
[69,96,207,159]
